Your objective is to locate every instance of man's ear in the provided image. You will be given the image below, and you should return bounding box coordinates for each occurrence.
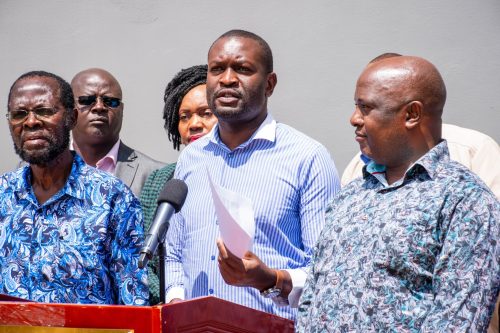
[405,101,422,129]
[68,108,78,129]
[265,72,277,97]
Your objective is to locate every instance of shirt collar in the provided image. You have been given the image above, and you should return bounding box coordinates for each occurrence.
[363,161,389,187]
[410,139,450,179]
[16,163,34,203]
[207,113,276,150]
[16,152,87,206]
[360,153,372,164]
[65,153,91,201]
[95,139,120,174]
[363,140,450,188]
[71,138,120,174]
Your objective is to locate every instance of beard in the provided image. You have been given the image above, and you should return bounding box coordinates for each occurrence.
[208,90,248,121]
[14,123,71,166]
[212,103,250,121]
[208,83,267,122]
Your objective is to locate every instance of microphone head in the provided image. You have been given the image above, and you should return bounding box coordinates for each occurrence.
[157,179,188,212]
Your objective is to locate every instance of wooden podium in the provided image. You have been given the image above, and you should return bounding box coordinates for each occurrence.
[0,296,295,332]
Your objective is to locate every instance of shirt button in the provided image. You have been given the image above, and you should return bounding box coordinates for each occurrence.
[209,289,214,294]
[211,255,216,260]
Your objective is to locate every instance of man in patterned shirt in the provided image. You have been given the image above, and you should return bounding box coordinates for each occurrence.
[296,56,499,331]
[0,71,148,305]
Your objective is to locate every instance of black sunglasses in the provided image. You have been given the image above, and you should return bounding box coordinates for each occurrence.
[77,95,121,108]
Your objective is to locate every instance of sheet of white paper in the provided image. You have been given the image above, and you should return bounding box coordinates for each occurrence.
[207,170,255,258]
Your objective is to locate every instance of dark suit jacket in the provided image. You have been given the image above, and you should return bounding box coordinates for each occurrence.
[115,142,165,197]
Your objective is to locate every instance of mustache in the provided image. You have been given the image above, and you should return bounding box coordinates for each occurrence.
[88,116,109,123]
[355,131,366,137]
[214,89,243,99]
[21,129,50,142]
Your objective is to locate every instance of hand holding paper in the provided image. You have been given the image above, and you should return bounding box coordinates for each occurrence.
[208,170,292,296]
[216,239,277,291]
[208,171,255,258]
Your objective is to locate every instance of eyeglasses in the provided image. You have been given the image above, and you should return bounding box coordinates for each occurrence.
[6,107,59,125]
[77,95,121,108]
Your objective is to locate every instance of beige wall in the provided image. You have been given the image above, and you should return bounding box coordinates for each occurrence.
[1,0,499,174]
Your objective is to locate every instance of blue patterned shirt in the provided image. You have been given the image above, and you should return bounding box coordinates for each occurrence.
[165,114,340,320]
[296,141,500,332]
[0,153,148,305]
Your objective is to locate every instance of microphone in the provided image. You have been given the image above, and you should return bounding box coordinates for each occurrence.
[138,179,188,269]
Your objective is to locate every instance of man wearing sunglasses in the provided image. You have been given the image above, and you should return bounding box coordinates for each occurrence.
[0,71,148,305]
[71,68,164,196]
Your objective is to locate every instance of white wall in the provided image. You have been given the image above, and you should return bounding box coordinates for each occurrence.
[1,0,499,175]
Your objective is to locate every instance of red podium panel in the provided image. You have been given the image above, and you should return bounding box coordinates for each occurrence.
[0,296,294,333]
[164,297,294,332]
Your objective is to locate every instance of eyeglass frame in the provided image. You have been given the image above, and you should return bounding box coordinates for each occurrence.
[5,106,60,125]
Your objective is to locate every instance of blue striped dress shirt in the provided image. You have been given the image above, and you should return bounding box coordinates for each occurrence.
[164,114,340,320]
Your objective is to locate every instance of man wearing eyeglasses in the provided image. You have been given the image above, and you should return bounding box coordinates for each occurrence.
[71,68,164,196]
[0,71,148,305]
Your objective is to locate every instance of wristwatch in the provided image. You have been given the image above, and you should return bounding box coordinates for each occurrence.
[260,269,284,298]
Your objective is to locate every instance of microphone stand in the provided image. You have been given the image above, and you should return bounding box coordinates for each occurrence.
[139,178,188,305]
[158,242,167,304]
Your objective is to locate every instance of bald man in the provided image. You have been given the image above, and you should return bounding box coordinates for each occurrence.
[296,56,499,332]
[71,68,164,196]
[341,53,500,199]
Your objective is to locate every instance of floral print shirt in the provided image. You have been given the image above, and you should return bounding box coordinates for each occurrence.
[296,141,499,332]
[0,153,148,305]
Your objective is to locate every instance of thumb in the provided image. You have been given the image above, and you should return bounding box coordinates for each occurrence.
[216,238,229,259]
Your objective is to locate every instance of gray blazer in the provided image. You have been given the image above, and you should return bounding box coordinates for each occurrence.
[115,142,165,197]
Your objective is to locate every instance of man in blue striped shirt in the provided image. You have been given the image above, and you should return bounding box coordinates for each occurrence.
[164,30,340,319]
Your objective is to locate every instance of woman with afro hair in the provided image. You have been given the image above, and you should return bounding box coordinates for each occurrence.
[139,64,217,304]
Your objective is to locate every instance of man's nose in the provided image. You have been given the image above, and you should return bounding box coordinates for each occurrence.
[23,110,43,128]
[220,68,238,86]
[350,107,363,127]
[91,96,106,112]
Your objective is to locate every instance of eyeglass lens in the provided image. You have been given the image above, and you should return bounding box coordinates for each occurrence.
[6,107,58,123]
[78,95,121,108]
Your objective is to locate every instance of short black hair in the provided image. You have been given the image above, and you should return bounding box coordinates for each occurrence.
[8,70,74,113]
[163,65,208,150]
[210,29,273,73]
